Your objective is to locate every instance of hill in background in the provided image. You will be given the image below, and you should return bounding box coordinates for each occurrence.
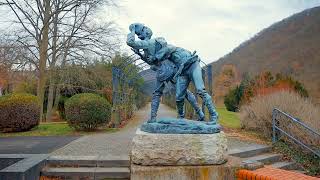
[210,6,320,105]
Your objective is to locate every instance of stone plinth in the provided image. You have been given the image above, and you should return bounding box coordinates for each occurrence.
[131,129,228,166]
[131,156,242,180]
[141,118,221,134]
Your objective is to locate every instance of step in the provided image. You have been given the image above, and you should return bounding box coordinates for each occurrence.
[47,156,130,167]
[228,145,272,158]
[244,153,282,164]
[290,170,307,175]
[41,167,130,179]
[95,167,130,180]
[270,161,299,170]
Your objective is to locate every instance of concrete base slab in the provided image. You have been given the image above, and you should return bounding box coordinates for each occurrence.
[131,156,242,180]
[0,154,48,180]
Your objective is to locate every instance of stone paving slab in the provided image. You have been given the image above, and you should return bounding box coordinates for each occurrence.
[228,144,271,157]
[51,104,174,157]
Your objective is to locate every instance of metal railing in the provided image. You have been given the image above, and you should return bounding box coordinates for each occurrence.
[272,108,320,157]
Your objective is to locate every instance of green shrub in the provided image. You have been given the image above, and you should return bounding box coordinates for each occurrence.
[224,85,243,112]
[135,91,148,109]
[65,93,111,131]
[224,72,309,112]
[0,93,40,132]
[293,81,309,98]
[13,78,37,95]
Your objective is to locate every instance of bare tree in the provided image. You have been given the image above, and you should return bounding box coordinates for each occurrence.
[1,0,119,121]
[44,0,120,121]
[0,36,34,95]
[0,35,33,70]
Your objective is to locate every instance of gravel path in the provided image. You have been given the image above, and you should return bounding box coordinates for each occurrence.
[51,103,259,157]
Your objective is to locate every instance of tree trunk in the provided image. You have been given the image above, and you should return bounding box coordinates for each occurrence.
[37,0,50,122]
[53,85,60,110]
[45,2,59,122]
[46,77,55,122]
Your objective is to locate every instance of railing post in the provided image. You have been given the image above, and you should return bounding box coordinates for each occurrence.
[207,64,213,96]
[202,68,206,117]
[112,66,121,127]
[272,109,277,143]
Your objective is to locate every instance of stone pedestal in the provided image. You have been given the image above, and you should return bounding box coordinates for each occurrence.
[131,156,241,180]
[131,129,227,166]
[131,127,232,179]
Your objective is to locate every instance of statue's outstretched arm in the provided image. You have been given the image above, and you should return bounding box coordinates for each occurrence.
[131,48,144,59]
[131,48,155,66]
[126,31,151,50]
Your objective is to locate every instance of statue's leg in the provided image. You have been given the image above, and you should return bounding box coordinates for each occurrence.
[185,90,205,121]
[176,75,190,119]
[150,80,165,123]
[189,62,218,123]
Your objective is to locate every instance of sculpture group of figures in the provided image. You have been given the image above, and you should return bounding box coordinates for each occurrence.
[126,23,220,133]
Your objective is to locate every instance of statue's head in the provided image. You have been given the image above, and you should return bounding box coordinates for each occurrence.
[130,23,153,40]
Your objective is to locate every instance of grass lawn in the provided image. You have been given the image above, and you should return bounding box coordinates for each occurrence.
[216,107,241,129]
[0,122,118,137]
[0,107,241,136]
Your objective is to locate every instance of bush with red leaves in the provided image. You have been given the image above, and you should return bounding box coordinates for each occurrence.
[0,93,40,132]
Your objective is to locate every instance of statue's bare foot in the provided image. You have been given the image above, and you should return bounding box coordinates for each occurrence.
[207,118,218,125]
[147,118,157,123]
[209,112,218,124]
[198,117,205,121]
[197,109,205,121]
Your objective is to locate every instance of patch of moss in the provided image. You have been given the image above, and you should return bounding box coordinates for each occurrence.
[273,140,320,176]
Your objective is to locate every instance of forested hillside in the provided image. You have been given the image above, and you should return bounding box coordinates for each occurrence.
[210,6,320,105]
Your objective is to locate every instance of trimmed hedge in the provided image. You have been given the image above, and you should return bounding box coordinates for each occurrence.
[65,93,111,131]
[0,93,40,132]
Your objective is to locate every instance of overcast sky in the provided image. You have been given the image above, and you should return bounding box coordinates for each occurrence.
[106,0,320,63]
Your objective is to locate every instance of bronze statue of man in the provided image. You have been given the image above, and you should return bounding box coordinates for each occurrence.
[127,23,205,122]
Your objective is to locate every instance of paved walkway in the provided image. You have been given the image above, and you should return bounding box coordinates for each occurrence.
[51,103,258,157]
[51,104,171,157]
[0,136,79,154]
